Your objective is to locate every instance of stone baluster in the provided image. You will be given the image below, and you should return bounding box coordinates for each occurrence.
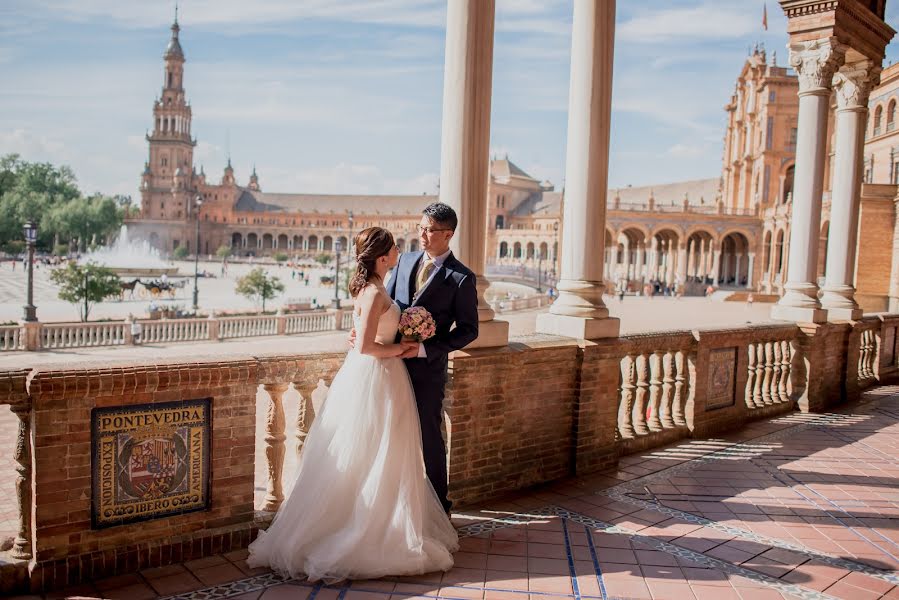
[753,342,765,407]
[647,351,663,431]
[762,342,774,405]
[659,351,675,428]
[746,344,758,408]
[771,341,783,403]
[618,355,636,438]
[10,404,32,559]
[261,382,289,511]
[633,353,650,435]
[294,383,315,458]
[672,351,686,426]
[779,341,792,402]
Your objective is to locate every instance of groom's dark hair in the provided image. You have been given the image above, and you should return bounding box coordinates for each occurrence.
[422,202,458,232]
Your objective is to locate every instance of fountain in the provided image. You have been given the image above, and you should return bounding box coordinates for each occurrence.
[80,225,179,277]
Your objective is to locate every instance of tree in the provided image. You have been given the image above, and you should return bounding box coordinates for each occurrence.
[216,245,232,259]
[44,194,123,252]
[0,154,81,250]
[235,268,285,312]
[172,246,189,259]
[273,251,289,262]
[49,262,120,322]
[315,254,331,266]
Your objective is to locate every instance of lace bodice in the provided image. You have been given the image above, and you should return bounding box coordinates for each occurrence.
[353,301,401,344]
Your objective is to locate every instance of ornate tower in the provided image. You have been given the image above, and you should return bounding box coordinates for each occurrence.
[141,12,197,221]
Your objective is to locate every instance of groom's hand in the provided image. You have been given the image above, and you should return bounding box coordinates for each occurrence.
[347,327,356,349]
[398,340,420,359]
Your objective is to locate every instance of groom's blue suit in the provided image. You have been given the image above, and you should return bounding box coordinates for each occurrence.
[387,249,479,511]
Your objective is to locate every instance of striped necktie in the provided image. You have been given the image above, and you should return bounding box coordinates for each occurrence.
[416,256,435,295]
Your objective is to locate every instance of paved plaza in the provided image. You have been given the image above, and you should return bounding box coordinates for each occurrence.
[3,383,899,599]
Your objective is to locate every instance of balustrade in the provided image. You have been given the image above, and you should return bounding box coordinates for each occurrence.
[219,315,279,339]
[857,326,877,385]
[140,318,209,343]
[41,322,126,349]
[0,326,23,351]
[617,333,693,442]
[285,312,337,334]
[745,337,793,409]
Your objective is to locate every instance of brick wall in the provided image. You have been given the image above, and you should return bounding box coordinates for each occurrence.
[447,337,581,506]
[26,360,259,590]
[856,186,897,312]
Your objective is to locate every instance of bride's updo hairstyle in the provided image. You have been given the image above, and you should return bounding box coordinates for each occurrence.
[349,226,396,298]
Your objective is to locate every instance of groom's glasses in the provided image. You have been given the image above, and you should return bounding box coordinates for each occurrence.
[417,225,451,235]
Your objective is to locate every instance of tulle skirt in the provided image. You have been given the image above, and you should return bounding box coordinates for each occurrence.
[247,350,458,582]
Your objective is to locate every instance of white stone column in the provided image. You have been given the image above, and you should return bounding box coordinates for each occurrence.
[622,239,631,280]
[772,38,845,322]
[648,237,658,280]
[676,243,687,285]
[439,0,508,347]
[635,243,645,282]
[538,0,619,339]
[822,62,878,320]
[712,243,721,283]
[746,253,755,288]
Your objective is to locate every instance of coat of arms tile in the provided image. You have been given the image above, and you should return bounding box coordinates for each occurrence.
[91,398,211,529]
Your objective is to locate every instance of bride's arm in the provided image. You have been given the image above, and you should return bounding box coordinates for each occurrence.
[356,287,406,358]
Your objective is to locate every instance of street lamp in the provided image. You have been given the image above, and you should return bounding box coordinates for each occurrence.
[332,239,343,309]
[192,195,202,310]
[22,220,37,322]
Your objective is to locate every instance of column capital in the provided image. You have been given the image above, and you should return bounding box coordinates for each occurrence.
[833,61,881,111]
[788,37,846,94]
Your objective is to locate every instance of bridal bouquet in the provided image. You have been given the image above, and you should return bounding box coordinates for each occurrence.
[398,306,436,342]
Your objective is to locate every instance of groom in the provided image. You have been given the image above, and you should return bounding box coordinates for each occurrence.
[389,202,479,513]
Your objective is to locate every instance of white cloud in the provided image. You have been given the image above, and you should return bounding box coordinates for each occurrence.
[618,3,760,43]
[667,143,706,158]
[261,162,437,195]
[0,128,67,160]
[23,0,447,30]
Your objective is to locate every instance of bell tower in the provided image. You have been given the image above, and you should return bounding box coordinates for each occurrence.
[141,10,197,221]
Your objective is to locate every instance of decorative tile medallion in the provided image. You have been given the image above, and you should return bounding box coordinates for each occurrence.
[91,398,212,529]
[706,346,737,410]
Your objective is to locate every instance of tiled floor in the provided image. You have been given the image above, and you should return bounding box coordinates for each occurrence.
[5,386,899,599]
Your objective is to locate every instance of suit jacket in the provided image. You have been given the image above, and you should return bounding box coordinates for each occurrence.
[387,250,479,365]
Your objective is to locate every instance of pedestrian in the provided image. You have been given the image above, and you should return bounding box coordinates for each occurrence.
[618,288,625,302]
[129,315,143,345]
[747,293,754,308]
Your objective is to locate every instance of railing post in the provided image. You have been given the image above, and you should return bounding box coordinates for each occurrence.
[22,321,41,352]
[208,313,220,341]
[10,403,32,559]
[261,383,289,512]
[276,310,287,336]
[294,382,316,457]
[332,308,345,331]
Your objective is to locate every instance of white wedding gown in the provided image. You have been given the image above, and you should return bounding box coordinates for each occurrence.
[247,302,458,582]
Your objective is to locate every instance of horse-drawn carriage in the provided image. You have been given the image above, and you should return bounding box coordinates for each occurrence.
[118,278,188,301]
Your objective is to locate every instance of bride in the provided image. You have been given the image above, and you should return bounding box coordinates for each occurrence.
[247,226,458,582]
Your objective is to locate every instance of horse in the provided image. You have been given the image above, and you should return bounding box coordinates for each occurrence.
[119,278,141,301]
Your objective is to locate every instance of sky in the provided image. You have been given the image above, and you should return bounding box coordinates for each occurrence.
[1,0,898,199]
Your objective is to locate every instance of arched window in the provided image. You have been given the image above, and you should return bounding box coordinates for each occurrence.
[513,242,522,259]
[526,242,535,260]
[874,105,883,135]
[495,215,504,230]
[167,70,172,88]
[888,100,896,132]
[499,241,508,258]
